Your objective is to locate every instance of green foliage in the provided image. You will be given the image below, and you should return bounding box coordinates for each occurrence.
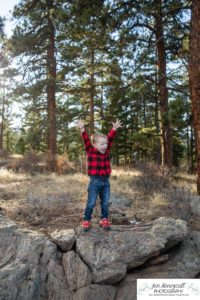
[169,96,190,166]
[0,0,192,169]
[131,127,159,159]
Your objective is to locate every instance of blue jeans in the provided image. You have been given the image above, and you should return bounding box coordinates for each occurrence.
[83,175,110,221]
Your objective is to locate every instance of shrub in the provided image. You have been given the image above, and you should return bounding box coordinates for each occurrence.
[8,150,41,173]
[55,154,75,175]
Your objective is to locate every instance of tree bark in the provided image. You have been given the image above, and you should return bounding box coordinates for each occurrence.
[189,0,200,193]
[154,74,161,164]
[154,1,172,168]
[190,126,195,173]
[0,77,5,150]
[46,0,57,170]
[89,48,95,134]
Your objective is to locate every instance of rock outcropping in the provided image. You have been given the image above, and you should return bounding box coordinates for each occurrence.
[0,213,200,300]
[76,218,187,284]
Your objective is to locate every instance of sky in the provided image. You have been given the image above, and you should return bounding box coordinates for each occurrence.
[0,0,20,36]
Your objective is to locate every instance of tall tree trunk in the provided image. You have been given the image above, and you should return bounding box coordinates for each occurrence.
[154,1,172,168]
[0,77,5,150]
[100,76,104,125]
[46,0,57,170]
[89,48,95,134]
[186,118,190,168]
[185,96,190,169]
[143,97,146,127]
[190,126,195,173]
[154,75,161,164]
[189,0,200,193]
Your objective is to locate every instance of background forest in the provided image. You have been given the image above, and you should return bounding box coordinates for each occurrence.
[0,1,194,174]
[2,3,200,296]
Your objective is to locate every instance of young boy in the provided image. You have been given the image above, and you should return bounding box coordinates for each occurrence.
[77,119,122,231]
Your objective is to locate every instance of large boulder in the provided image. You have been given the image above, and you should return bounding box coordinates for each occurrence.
[44,242,72,300]
[0,214,72,300]
[73,284,116,300]
[62,250,92,291]
[76,217,187,284]
[115,231,200,300]
[190,195,200,215]
[1,212,196,300]
[51,229,75,252]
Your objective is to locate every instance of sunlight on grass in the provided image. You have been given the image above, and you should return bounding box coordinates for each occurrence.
[150,192,169,206]
[0,169,28,183]
[172,172,197,194]
[111,177,133,198]
[175,172,196,181]
[112,166,142,177]
[25,172,88,206]
[10,154,23,159]
[0,172,88,232]
[0,164,198,233]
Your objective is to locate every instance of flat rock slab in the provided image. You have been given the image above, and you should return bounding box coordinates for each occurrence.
[76,217,187,284]
[116,232,200,300]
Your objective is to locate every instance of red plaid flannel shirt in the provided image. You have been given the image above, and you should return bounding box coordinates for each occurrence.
[81,128,116,176]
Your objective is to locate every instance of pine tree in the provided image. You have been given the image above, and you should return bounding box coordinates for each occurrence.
[10,0,62,169]
[105,0,190,167]
[58,0,116,134]
[189,0,200,194]
[0,19,17,152]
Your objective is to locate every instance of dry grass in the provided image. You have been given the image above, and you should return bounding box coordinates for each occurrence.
[150,192,169,206]
[25,173,88,204]
[172,172,197,194]
[0,171,88,234]
[0,169,27,183]
[0,163,199,234]
[111,163,196,222]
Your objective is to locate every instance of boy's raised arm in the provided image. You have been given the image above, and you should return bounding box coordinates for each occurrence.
[76,119,85,133]
[112,119,123,131]
[107,119,123,147]
[76,119,92,152]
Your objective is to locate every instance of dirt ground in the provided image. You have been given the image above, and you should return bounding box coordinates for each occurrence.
[0,162,200,237]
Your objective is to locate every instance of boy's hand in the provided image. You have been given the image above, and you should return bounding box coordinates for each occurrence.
[112,119,122,130]
[76,119,85,132]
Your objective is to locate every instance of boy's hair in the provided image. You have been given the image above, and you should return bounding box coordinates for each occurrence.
[91,132,108,145]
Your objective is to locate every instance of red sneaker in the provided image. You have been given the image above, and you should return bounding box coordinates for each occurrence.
[99,218,111,230]
[82,220,91,231]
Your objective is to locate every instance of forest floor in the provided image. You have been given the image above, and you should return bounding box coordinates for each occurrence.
[0,159,200,237]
